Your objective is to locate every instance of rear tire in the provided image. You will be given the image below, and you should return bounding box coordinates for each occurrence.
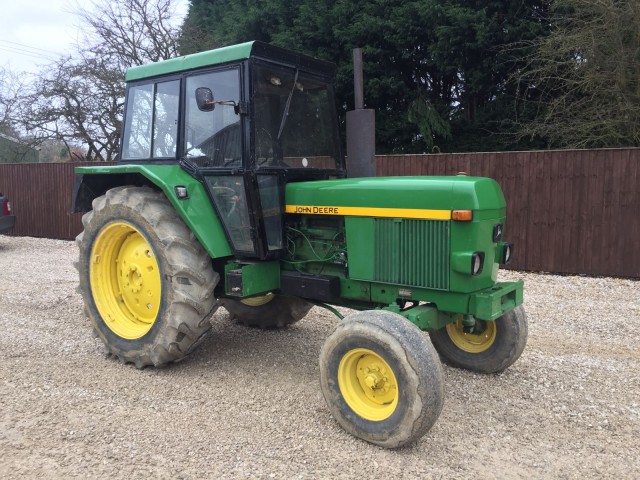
[429,306,528,374]
[76,186,218,368]
[221,294,312,328]
[319,310,444,448]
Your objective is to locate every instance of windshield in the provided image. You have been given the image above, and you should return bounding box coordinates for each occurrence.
[253,64,339,170]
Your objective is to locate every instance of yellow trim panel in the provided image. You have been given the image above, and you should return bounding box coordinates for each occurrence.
[285,204,452,220]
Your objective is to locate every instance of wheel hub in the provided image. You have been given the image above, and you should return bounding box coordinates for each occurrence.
[362,366,390,393]
[338,348,399,421]
[90,222,161,339]
[127,265,143,293]
[446,317,497,353]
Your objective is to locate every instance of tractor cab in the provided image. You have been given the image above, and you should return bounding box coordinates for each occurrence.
[120,42,345,260]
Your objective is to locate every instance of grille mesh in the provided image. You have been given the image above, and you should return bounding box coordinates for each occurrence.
[374,218,449,290]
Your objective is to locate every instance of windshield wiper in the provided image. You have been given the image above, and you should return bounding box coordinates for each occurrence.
[276,69,299,141]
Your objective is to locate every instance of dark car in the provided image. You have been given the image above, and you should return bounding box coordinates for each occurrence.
[0,192,15,234]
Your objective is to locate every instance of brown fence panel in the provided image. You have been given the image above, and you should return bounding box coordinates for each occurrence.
[0,162,117,241]
[377,149,640,278]
[1,150,639,277]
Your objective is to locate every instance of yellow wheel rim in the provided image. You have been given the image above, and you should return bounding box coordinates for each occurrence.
[90,222,162,340]
[446,318,497,353]
[241,292,274,307]
[338,348,399,421]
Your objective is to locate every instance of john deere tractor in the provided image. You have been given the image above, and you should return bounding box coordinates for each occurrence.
[74,42,526,448]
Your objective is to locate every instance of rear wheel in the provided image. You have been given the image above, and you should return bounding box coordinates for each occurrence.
[76,186,218,368]
[429,305,528,374]
[319,310,444,448]
[221,294,312,328]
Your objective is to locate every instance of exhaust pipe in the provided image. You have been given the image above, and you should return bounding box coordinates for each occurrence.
[346,48,376,178]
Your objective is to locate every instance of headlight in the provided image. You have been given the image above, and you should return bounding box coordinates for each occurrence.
[452,251,486,275]
[503,243,513,264]
[497,242,514,265]
[471,252,485,275]
[492,224,503,243]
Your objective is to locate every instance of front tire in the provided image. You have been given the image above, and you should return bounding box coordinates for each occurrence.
[221,294,312,328]
[429,305,528,374]
[76,186,218,368]
[319,310,444,448]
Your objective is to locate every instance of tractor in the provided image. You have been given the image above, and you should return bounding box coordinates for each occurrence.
[73,41,526,448]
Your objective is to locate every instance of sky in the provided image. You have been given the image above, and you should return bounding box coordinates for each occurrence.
[0,0,188,74]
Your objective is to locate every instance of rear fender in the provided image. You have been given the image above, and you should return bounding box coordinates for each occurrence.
[74,164,232,259]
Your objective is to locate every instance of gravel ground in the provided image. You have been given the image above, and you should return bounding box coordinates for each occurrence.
[0,235,638,479]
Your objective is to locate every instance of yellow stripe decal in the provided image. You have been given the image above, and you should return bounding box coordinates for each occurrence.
[285,205,451,220]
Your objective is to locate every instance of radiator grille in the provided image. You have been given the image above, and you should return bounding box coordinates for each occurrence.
[374,218,450,290]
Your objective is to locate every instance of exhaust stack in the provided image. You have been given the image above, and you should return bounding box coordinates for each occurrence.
[346,48,375,178]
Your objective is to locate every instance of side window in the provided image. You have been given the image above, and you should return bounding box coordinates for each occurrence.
[152,80,180,158]
[122,80,180,160]
[184,69,241,168]
[122,84,153,159]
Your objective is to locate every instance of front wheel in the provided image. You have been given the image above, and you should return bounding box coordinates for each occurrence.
[429,305,528,374]
[319,310,444,448]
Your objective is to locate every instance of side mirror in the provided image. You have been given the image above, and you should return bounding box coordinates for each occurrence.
[196,87,215,112]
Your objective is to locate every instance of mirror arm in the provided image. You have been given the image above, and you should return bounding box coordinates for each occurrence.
[205,99,246,115]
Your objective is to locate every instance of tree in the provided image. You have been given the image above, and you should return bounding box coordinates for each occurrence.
[516,0,640,148]
[17,54,122,161]
[0,68,24,139]
[38,139,80,163]
[11,0,182,161]
[180,0,551,153]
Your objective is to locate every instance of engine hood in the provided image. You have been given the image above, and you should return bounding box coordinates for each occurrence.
[285,176,506,220]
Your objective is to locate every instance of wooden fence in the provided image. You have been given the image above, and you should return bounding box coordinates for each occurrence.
[0,162,115,241]
[377,149,639,278]
[0,148,638,277]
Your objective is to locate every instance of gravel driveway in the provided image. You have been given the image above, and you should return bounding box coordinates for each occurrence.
[0,236,638,479]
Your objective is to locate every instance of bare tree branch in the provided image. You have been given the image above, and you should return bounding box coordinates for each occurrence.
[9,0,182,161]
[514,0,640,148]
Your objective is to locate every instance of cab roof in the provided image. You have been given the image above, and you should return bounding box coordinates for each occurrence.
[125,41,336,82]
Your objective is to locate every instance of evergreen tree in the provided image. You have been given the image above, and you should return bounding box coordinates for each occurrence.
[181,0,550,153]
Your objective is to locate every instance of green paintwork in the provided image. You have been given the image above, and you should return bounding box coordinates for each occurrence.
[279,173,522,324]
[469,280,523,321]
[125,42,255,82]
[75,164,232,259]
[234,262,281,297]
[449,218,500,292]
[381,280,522,330]
[396,304,450,331]
[343,277,522,322]
[286,176,506,216]
[344,217,374,279]
[290,176,505,294]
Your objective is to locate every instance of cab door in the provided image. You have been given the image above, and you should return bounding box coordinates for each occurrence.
[182,66,285,260]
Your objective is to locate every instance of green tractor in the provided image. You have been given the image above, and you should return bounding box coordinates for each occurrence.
[74,42,526,448]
